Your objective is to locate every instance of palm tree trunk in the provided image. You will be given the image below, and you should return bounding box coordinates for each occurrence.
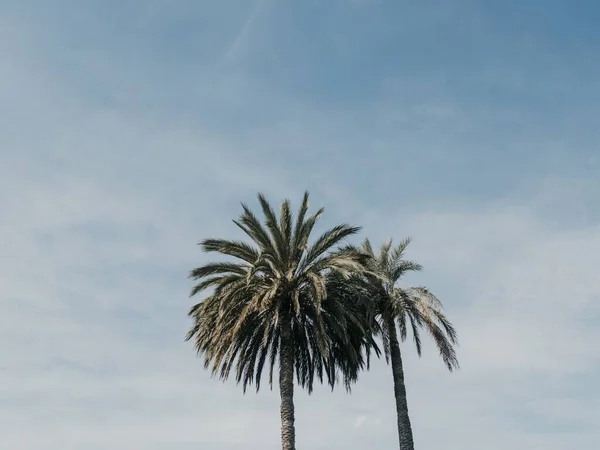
[388,317,415,450]
[279,316,296,450]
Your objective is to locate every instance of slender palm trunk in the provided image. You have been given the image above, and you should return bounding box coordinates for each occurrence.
[388,317,415,450]
[279,316,296,450]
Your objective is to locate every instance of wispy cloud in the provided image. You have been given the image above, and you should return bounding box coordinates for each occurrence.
[223,0,270,61]
[354,415,367,428]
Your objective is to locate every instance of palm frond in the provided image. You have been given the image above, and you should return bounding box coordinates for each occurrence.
[391,260,422,282]
[292,192,310,242]
[189,262,248,279]
[293,207,324,266]
[379,238,394,268]
[300,224,362,271]
[188,274,243,297]
[407,313,423,357]
[257,193,289,265]
[391,237,412,263]
[279,198,293,254]
[361,238,375,258]
[201,239,259,263]
[235,203,276,254]
[409,286,444,311]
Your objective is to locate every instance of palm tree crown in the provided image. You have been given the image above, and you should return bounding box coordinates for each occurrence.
[360,237,459,368]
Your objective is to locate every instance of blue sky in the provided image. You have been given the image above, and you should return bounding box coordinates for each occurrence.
[1,1,599,448]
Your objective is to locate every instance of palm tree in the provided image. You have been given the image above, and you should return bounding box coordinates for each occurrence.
[357,237,459,450]
[186,192,376,450]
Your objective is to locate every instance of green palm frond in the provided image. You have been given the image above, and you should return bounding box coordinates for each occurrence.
[390,260,422,282]
[390,237,412,263]
[361,238,375,258]
[291,192,310,253]
[257,193,289,264]
[235,203,273,250]
[294,207,324,256]
[279,198,293,252]
[189,262,248,279]
[200,238,260,263]
[188,274,244,297]
[300,224,362,271]
[407,312,423,357]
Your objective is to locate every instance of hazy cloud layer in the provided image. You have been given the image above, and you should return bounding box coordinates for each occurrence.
[1,1,599,448]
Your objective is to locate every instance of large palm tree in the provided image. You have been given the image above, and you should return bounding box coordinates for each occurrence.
[186,192,376,450]
[357,237,459,450]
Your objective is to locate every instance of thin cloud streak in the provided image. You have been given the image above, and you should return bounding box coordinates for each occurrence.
[223,0,270,61]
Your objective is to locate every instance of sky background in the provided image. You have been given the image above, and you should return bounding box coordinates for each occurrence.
[1,0,599,448]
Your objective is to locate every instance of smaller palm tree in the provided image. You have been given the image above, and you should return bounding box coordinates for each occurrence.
[357,238,459,450]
